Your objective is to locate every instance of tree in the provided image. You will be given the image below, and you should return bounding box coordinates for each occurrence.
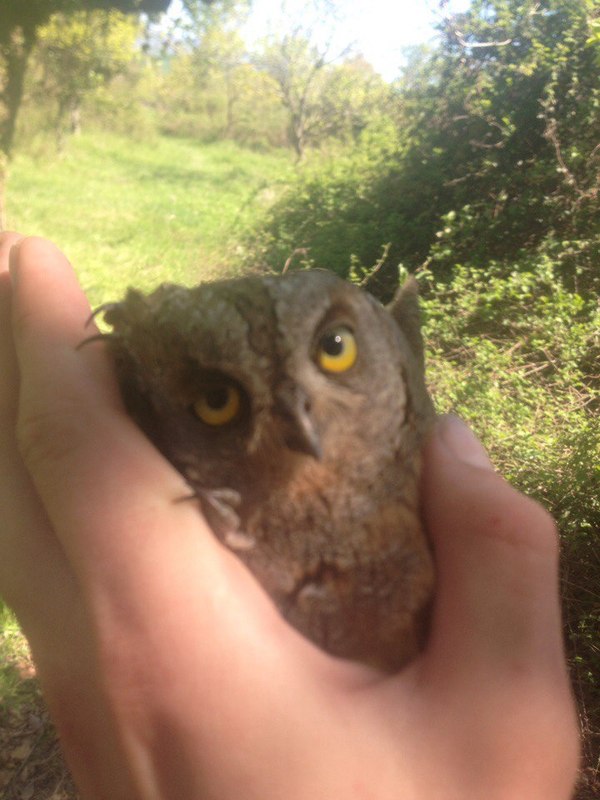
[0,1,170,158]
[249,0,600,294]
[406,0,600,280]
[0,0,171,226]
[143,0,248,73]
[252,1,353,159]
[31,9,140,149]
[185,6,251,138]
[148,1,266,143]
[312,57,391,143]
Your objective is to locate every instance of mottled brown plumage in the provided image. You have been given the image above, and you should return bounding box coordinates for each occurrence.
[102,269,436,671]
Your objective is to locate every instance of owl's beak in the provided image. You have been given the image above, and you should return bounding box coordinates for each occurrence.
[275,382,323,461]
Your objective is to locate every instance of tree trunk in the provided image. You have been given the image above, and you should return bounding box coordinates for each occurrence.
[56,94,81,154]
[71,102,82,135]
[0,23,37,159]
[289,113,305,161]
[224,70,236,139]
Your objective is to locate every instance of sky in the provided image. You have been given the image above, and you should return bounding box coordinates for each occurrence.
[241,0,472,81]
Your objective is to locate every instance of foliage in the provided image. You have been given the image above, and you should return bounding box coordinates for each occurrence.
[22,10,140,149]
[0,604,31,706]
[249,0,600,293]
[314,57,392,142]
[4,0,392,159]
[240,117,404,275]
[151,35,288,146]
[422,259,598,529]
[252,34,389,158]
[150,0,249,50]
[245,0,381,158]
[142,0,386,155]
[0,0,170,41]
[418,0,600,281]
[0,0,171,153]
[421,257,599,795]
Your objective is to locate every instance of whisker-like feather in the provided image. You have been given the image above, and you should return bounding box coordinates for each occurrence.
[84,302,121,328]
[75,332,115,350]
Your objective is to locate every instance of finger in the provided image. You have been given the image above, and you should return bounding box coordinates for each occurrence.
[0,245,77,638]
[409,415,580,799]
[422,415,570,690]
[10,237,181,537]
[9,238,242,597]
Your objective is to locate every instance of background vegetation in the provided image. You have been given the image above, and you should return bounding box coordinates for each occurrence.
[0,0,598,798]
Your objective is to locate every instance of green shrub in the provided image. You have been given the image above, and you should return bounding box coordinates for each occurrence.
[420,258,599,791]
[421,258,598,528]
[240,119,408,277]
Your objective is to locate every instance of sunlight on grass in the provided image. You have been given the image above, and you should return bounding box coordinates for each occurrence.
[0,603,34,707]
[7,132,292,306]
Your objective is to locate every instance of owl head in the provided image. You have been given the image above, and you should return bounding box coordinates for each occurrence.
[103,269,433,502]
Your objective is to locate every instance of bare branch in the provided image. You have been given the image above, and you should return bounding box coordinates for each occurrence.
[282,247,310,273]
[454,29,513,48]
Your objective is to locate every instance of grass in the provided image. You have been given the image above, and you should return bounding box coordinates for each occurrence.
[7,131,292,306]
[0,605,31,706]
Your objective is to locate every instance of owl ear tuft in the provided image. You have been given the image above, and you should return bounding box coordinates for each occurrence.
[386,276,425,367]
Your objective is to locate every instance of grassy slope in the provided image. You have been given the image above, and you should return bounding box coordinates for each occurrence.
[7,132,292,306]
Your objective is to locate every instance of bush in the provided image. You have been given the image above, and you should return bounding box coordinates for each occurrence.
[421,258,598,527]
[420,258,599,795]
[241,119,408,277]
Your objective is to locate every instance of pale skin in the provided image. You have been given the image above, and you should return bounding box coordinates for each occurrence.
[0,233,580,800]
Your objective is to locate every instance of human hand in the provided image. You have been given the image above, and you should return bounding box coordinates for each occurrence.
[0,233,580,800]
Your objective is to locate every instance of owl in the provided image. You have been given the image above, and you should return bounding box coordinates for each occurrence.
[99,269,436,671]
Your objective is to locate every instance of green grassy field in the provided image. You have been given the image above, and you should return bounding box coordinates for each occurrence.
[7,132,292,306]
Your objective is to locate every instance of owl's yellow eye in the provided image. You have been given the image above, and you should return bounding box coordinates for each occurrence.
[193,384,241,426]
[317,327,357,373]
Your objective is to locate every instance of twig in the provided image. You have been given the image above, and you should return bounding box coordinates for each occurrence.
[282,247,309,273]
[455,29,512,48]
[359,242,392,287]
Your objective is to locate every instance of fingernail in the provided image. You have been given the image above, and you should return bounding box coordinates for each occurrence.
[438,415,494,471]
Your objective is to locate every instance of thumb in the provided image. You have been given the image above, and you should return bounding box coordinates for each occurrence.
[421,415,569,692]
